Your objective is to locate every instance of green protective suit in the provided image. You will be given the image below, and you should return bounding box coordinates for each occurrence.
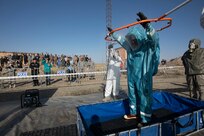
[111,24,160,123]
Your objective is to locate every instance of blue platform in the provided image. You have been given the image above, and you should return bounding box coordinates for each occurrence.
[77,91,204,136]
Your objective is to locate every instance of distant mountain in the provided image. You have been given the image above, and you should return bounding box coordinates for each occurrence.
[161,57,183,66]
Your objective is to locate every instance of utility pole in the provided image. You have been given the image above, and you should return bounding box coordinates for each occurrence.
[106,0,112,63]
[105,0,112,79]
[106,0,112,31]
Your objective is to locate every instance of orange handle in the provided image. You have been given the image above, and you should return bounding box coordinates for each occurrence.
[105,17,172,41]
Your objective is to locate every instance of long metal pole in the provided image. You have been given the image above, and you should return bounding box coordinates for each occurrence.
[158,0,192,20]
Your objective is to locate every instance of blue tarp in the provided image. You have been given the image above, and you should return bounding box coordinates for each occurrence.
[77,91,204,135]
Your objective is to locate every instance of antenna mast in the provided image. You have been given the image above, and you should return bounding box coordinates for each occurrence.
[106,0,112,64]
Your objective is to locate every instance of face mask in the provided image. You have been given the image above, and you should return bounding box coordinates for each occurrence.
[70,60,73,65]
[125,34,139,51]
[189,42,196,53]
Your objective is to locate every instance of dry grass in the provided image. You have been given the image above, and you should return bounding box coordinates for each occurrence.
[95,63,106,71]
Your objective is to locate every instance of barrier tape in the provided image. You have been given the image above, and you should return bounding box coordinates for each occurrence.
[158,66,183,69]
[0,66,183,80]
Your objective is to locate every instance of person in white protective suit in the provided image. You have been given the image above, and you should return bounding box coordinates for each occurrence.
[103,44,123,102]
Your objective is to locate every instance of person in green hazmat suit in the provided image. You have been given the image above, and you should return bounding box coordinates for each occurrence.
[182,39,204,100]
[107,12,160,125]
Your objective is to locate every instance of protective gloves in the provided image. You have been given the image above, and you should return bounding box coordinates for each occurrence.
[108,44,113,49]
[136,12,149,29]
[107,27,113,32]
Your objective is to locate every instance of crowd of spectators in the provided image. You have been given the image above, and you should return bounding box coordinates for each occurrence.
[0,53,94,69]
[0,52,95,87]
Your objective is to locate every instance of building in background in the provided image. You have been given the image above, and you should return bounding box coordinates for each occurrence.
[0,52,13,57]
[115,47,127,69]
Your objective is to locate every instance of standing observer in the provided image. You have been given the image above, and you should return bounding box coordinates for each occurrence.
[30,58,40,86]
[6,61,16,88]
[107,12,160,126]
[42,58,52,86]
[182,39,204,100]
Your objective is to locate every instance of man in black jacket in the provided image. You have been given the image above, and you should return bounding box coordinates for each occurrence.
[30,58,40,86]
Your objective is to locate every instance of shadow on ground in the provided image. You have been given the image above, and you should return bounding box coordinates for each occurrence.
[0,88,57,136]
[20,124,77,136]
[0,88,58,102]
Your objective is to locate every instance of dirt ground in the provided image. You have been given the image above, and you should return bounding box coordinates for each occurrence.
[0,71,190,136]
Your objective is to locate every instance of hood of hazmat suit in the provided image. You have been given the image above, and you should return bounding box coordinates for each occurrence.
[112,24,160,79]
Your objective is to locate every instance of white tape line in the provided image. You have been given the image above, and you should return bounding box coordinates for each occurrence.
[0,71,107,80]
[0,66,183,80]
[158,66,183,69]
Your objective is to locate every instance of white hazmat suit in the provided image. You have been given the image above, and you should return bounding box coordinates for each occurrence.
[104,47,123,101]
